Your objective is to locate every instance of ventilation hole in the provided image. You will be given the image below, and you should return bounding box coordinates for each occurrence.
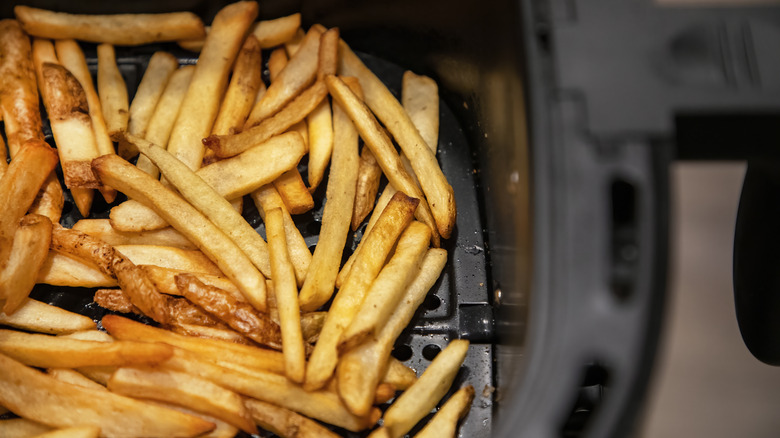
[610,178,639,302]
[560,362,611,438]
[306,220,322,235]
[391,344,413,362]
[423,294,441,311]
[422,344,441,361]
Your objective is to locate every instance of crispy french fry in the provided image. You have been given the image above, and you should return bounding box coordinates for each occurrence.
[338,249,447,416]
[137,65,195,177]
[306,98,333,191]
[0,418,51,438]
[251,13,302,48]
[166,1,257,173]
[47,368,108,391]
[212,35,263,136]
[325,75,440,246]
[140,265,241,298]
[298,86,359,310]
[352,146,383,230]
[382,340,469,438]
[0,352,215,437]
[339,221,431,351]
[121,51,178,159]
[318,27,340,79]
[273,168,315,214]
[14,6,206,45]
[73,219,197,250]
[0,299,95,334]
[108,366,258,434]
[266,208,306,382]
[251,184,311,287]
[92,155,268,311]
[0,329,173,368]
[0,214,52,314]
[37,251,116,288]
[383,358,418,390]
[374,383,396,405]
[97,43,129,141]
[129,135,272,277]
[244,26,322,128]
[301,311,327,344]
[413,385,474,438]
[29,426,101,438]
[305,192,419,390]
[244,398,341,438]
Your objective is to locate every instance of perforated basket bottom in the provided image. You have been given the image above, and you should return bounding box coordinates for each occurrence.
[13,43,495,437]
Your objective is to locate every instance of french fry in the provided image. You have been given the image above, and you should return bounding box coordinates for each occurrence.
[381,340,469,438]
[0,140,58,268]
[0,329,173,368]
[114,245,222,276]
[57,330,114,343]
[137,65,195,177]
[29,426,101,438]
[402,71,439,153]
[109,199,169,232]
[268,46,288,79]
[0,299,95,335]
[47,368,108,391]
[129,134,272,277]
[0,352,215,437]
[166,1,257,173]
[251,184,311,287]
[0,418,51,438]
[14,6,206,45]
[352,146,383,230]
[170,323,254,346]
[108,366,258,434]
[97,43,129,141]
[205,80,329,158]
[74,366,115,386]
[251,13,302,48]
[374,383,396,405]
[325,75,440,246]
[318,27,340,79]
[298,83,359,310]
[37,251,116,288]
[301,311,327,344]
[339,221,431,351]
[0,214,52,314]
[140,265,242,298]
[338,249,447,416]
[92,154,268,311]
[73,219,197,250]
[244,398,341,438]
[383,357,418,391]
[272,169,315,214]
[304,192,419,391]
[211,35,263,136]
[266,208,306,382]
[284,28,306,56]
[121,51,178,159]
[413,385,474,438]
[146,399,239,438]
[368,427,391,438]
[102,314,286,375]
[306,98,334,191]
[339,42,456,239]
[244,26,322,128]
[94,288,223,328]
[0,134,6,181]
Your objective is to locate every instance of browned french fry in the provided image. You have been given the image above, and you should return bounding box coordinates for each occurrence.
[94,288,224,328]
[273,168,315,214]
[413,385,474,438]
[92,155,268,311]
[15,6,206,45]
[0,214,52,314]
[298,85,359,310]
[72,219,197,250]
[97,43,129,141]
[325,75,440,246]
[121,51,178,159]
[47,368,108,391]
[251,184,311,287]
[212,35,263,136]
[266,208,306,383]
[29,426,101,438]
[205,80,328,158]
[352,146,383,230]
[244,26,323,128]
[139,265,240,298]
[244,398,341,438]
[137,65,195,177]
[108,366,258,435]
[251,13,302,48]
[0,299,95,335]
[383,357,418,390]
[91,288,133,314]
[0,418,51,438]
[301,311,327,344]
[305,192,419,391]
[0,352,215,437]
[337,249,447,416]
[374,383,396,405]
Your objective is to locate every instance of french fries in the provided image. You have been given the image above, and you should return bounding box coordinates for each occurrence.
[251,13,302,48]
[413,385,475,438]
[72,219,197,250]
[0,418,51,438]
[244,398,341,438]
[212,35,263,136]
[0,214,52,313]
[28,426,101,438]
[97,43,129,141]
[0,299,95,334]
[352,146,383,230]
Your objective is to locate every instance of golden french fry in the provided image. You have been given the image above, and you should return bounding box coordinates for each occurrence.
[166,1,257,173]
[0,329,173,368]
[97,43,129,141]
[251,13,302,48]
[121,51,178,159]
[108,366,258,434]
[305,192,419,391]
[0,134,6,181]
[338,249,447,416]
[109,199,169,232]
[212,35,263,136]
[0,214,52,314]
[92,155,268,312]
[170,323,253,346]
[57,330,113,343]
[402,71,439,153]
[102,314,285,375]
[244,398,341,438]
[306,98,333,191]
[15,6,206,45]
[268,46,288,80]
[318,27,340,79]
[374,382,396,405]
[266,208,306,383]
[114,245,222,276]
[325,75,440,246]
[352,146,383,230]
[284,28,306,56]
[147,399,239,438]
[0,299,95,334]
[273,168,315,214]
[137,65,195,177]
[382,340,469,438]
[339,221,431,351]
[244,26,322,128]
[73,219,197,250]
[129,134,272,277]
[0,352,215,437]
[37,251,116,288]
[368,427,391,438]
[0,418,51,438]
[47,368,107,391]
[140,265,241,298]
[413,385,474,438]
[298,87,359,310]
[29,426,101,438]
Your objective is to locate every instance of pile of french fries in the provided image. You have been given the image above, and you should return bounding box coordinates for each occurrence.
[0,2,474,437]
